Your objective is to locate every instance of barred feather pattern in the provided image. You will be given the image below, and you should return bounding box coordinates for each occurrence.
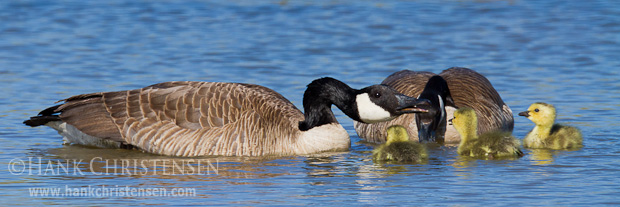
[49,81,347,157]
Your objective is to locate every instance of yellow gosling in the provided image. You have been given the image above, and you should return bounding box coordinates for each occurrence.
[451,107,523,159]
[373,125,428,162]
[518,102,583,149]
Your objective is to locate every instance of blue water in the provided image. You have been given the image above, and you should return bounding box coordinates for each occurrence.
[1,0,619,205]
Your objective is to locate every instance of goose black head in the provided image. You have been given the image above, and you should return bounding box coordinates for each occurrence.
[415,75,456,142]
[299,77,430,131]
[355,84,430,123]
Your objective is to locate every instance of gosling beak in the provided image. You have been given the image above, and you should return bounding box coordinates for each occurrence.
[518,111,530,117]
[448,118,453,125]
[395,94,430,114]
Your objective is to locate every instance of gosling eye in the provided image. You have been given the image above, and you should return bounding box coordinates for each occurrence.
[374,92,381,98]
[534,109,539,112]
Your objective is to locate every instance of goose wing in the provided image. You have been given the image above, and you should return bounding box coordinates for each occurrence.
[46,81,304,156]
[381,70,437,96]
[439,67,514,133]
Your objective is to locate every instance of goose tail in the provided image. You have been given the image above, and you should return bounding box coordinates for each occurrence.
[23,105,61,127]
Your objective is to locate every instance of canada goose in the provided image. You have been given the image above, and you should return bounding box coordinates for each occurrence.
[23,77,430,157]
[372,125,428,162]
[518,102,583,149]
[450,107,523,159]
[355,67,513,144]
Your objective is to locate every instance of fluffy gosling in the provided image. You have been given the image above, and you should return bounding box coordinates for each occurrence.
[518,102,583,149]
[450,107,523,159]
[372,125,428,162]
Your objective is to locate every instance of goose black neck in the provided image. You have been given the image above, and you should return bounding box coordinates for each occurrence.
[416,75,453,142]
[298,77,360,131]
[419,75,452,119]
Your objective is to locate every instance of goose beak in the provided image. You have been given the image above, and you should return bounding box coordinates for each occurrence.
[395,94,430,114]
[518,111,530,117]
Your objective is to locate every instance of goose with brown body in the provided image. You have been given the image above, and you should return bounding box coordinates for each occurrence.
[354,67,513,144]
[24,78,430,157]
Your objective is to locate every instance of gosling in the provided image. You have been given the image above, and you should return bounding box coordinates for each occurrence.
[519,102,583,149]
[373,125,428,162]
[450,107,523,159]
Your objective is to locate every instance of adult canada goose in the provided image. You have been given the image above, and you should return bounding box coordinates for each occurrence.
[23,77,430,157]
[355,67,513,144]
[518,102,583,149]
[450,107,523,159]
[372,125,428,162]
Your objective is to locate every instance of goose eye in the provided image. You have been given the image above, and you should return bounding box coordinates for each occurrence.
[374,92,381,98]
[534,109,539,112]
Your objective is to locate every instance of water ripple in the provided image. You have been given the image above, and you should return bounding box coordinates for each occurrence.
[1,0,619,205]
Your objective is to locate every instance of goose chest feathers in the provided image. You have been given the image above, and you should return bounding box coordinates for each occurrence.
[355,67,514,144]
[24,77,430,157]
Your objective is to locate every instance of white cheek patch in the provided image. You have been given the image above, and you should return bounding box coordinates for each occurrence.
[356,93,393,123]
[438,95,445,122]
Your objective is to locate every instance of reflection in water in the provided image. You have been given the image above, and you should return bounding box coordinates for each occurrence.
[450,149,523,170]
[450,153,526,178]
[18,145,302,185]
[1,0,618,205]
[450,155,483,178]
[369,163,420,176]
[527,148,582,166]
[529,149,555,165]
[451,156,478,169]
[20,145,441,188]
[302,152,354,179]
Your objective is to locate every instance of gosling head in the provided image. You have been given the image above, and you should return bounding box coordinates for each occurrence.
[355,84,431,123]
[449,107,478,140]
[518,102,556,127]
[386,125,410,144]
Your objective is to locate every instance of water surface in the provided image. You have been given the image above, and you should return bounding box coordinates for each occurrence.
[1,0,619,205]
